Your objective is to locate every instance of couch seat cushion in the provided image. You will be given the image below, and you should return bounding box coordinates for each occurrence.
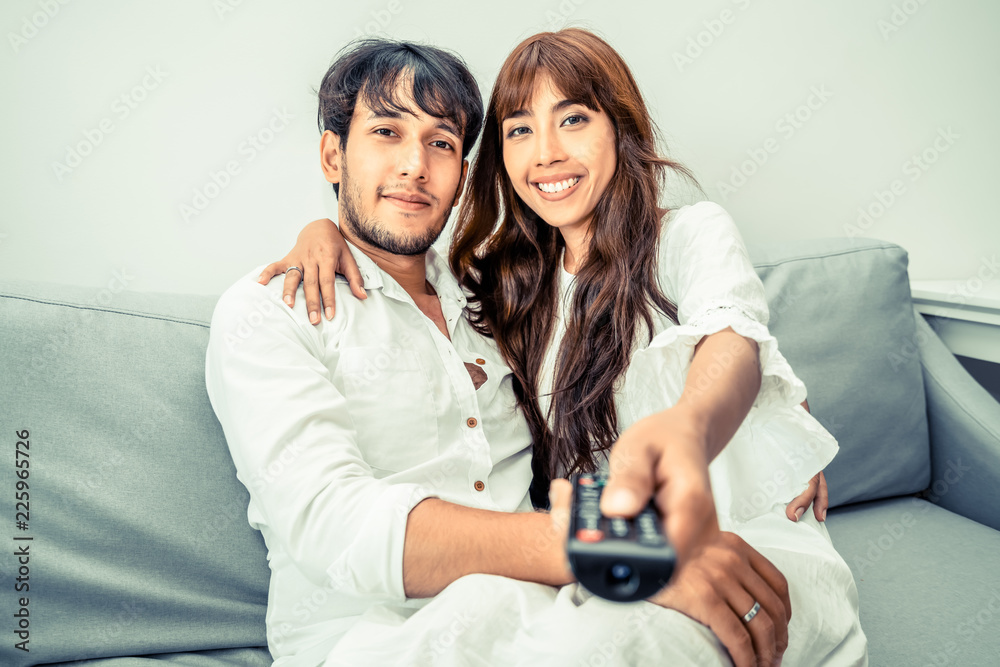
[827,497,1000,665]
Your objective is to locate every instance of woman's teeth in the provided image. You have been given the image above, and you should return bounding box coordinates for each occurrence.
[536,177,580,194]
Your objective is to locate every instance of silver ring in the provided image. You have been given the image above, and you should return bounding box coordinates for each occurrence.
[286,266,303,277]
[742,601,761,623]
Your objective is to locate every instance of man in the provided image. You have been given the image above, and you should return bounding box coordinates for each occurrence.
[206,38,789,666]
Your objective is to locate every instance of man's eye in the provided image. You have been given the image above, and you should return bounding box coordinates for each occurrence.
[375,128,397,137]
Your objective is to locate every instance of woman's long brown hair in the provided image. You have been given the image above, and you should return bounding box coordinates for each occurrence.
[449,29,699,508]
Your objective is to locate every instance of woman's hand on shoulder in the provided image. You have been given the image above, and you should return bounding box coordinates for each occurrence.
[257,218,365,324]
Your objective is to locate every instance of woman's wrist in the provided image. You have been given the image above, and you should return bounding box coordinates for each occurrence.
[646,406,712,467]
[297,217,337,242]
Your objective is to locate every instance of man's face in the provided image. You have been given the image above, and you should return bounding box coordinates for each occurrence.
[321,84,468,256]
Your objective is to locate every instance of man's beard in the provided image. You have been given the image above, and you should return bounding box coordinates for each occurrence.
[339,162,453,257]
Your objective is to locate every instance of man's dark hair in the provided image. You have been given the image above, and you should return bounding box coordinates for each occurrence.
[318,38,484,197]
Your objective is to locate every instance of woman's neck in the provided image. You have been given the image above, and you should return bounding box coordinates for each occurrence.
[558,208,671,274]
[559,224,590,275]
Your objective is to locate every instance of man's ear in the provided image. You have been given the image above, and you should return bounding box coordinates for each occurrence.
[320,130,342,184]
[453,159,469,207]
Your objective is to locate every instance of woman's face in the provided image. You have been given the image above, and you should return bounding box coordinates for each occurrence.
[500,76,617,239]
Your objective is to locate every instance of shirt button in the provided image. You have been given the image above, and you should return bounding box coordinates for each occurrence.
[474,480,485,492]
[466,417,478,428]
[475,358,486,365]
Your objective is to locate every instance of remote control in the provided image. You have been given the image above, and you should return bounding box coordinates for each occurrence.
[566,470,677,602]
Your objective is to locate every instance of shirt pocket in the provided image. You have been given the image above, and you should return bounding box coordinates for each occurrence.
[339,346,440,472]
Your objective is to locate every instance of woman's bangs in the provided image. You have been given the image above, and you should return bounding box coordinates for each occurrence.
[494,39,602,128]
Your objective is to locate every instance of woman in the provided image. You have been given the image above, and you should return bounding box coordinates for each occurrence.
[261,28,867,666]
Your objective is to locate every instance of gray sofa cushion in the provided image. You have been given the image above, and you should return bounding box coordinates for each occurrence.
[750,239,931,507]
[827,497,1000,665]
[0,281,270,667]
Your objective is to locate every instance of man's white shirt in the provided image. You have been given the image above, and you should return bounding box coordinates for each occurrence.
[205,243,534,665]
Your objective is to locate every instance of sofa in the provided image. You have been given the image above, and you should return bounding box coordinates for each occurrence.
[1,235,999,666]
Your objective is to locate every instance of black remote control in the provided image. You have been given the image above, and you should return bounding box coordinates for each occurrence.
[566,470,677,602]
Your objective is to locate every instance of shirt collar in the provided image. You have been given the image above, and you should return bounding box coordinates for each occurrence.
[344,239,466,308]
[425,245,466,307]
[343,241,384,291]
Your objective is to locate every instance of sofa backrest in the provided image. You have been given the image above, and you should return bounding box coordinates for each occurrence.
[749,237,931,507]
[0,281,270,666]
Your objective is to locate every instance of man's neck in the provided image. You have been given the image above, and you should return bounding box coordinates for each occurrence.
[342,231,432,300]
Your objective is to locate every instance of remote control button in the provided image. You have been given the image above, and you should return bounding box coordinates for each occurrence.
[576,528,604,543]
[609,517,630,538]
[636,511,665,546]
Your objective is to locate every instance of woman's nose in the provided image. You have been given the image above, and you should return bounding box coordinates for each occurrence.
[535,126,568,166]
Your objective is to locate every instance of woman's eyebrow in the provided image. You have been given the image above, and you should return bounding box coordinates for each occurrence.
[504,98,589,122]
[504,108,531,122]
[552,98,586,112]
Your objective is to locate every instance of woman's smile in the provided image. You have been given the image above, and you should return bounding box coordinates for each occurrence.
[533,175,582,199]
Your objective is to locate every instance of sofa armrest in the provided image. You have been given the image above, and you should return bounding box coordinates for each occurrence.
[915,310,1000,530]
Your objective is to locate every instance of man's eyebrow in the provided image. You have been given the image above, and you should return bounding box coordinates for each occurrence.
[435,119,461,137]
[365,110,460,137]
[503,99,589,123]
[366,110,403,121]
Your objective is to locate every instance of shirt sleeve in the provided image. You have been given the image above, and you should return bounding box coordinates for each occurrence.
[655,201,807,409]
[204,273,437,604]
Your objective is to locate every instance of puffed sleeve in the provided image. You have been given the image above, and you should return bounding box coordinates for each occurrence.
[655,201,805,409]
[617,202,838,525]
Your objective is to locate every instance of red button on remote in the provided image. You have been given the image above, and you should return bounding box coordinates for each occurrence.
[576,529,604,543]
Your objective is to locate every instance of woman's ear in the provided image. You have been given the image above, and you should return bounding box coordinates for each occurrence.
[320,130,342,185]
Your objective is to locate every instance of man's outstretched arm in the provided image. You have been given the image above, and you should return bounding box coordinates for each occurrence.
[402,498,573,598]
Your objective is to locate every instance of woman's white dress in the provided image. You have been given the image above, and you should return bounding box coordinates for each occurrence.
[323,201,869,665]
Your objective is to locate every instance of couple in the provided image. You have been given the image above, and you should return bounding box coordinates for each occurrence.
[206,28,867,666]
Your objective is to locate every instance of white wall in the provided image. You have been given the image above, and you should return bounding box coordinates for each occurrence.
[1,0,997,296]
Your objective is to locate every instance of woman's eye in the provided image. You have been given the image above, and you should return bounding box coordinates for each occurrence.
[563,115,586,126]
[505,126,530,139]
[432,140,454,151]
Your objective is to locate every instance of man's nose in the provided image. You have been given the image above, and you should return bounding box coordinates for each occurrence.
[397,139,429,181]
